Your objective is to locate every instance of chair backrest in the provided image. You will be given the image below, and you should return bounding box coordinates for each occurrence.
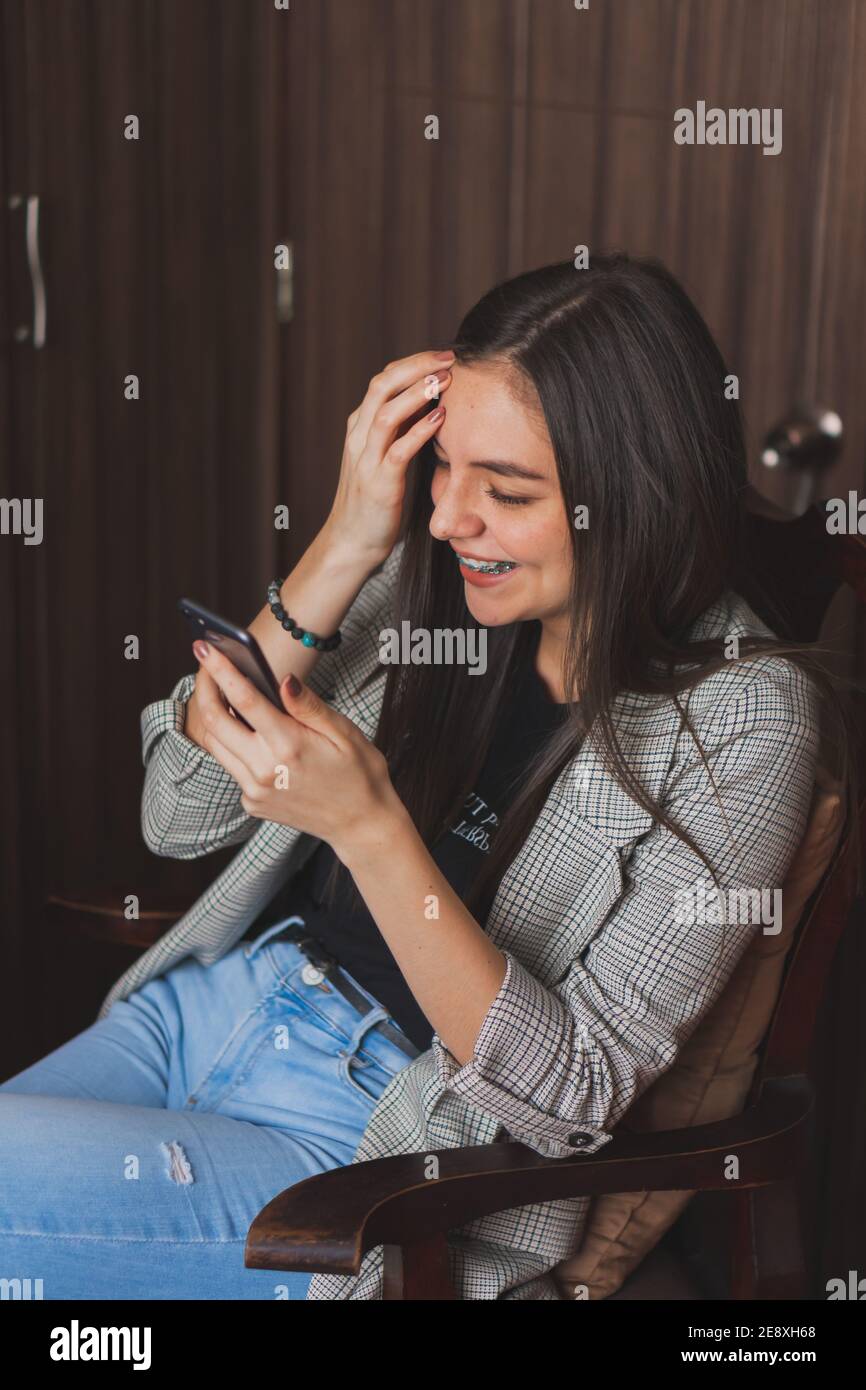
[553,769,844,1300]
[753,778,858,1095]
[736,498,866,1099]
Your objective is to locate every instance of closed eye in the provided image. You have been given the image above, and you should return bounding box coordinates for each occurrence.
[432,456,533,507]
[484,486,531,507]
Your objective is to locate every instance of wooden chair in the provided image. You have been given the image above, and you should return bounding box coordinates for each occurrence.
[44,497,865,1300]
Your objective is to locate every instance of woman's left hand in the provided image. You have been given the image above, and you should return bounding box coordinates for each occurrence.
[190,640,400,856]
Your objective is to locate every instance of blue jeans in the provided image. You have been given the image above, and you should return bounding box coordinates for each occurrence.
[0,915,420,1300]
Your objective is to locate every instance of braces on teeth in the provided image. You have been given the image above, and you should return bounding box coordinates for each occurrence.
[456,554,518,574]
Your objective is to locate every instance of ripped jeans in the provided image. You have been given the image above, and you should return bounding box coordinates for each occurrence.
[0,916,420,1300]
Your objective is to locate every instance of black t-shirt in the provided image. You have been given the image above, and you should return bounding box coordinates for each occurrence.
[244,653,572,1051]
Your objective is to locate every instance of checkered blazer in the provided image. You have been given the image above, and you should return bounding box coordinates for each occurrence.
[98,541,821,1300]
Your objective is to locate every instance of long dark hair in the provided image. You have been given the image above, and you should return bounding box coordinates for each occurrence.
[322,253,862,954]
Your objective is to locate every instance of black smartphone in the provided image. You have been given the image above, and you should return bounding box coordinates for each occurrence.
[178,597,283,729]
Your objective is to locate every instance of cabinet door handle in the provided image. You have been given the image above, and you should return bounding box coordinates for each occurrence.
[8,194,46,349]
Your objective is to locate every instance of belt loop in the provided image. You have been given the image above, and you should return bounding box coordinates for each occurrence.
[342,1005,390,1059]
[244,914,307,960]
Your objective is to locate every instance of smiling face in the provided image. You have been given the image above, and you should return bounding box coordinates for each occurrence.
[428,360,574,645]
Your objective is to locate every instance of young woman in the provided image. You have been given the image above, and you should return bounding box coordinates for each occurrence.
[0,254,852,1301]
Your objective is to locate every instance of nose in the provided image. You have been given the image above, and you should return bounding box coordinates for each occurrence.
[429,472,484,541]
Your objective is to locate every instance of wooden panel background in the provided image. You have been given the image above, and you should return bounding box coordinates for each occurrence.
[0,0,289,1069]
[285,0,866,575]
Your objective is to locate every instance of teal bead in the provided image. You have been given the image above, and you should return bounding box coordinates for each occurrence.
[301,632,316,647]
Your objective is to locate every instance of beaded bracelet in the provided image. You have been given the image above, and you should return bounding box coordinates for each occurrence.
[267,579,342,652]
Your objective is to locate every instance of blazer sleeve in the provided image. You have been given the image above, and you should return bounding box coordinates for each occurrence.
[433,655,822,1159]
[140,542,404,859]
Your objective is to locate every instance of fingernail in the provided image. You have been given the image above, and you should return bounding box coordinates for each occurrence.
[193,640,210,661]
[435,350,455,360]
[287,673,302,697]
[428,407,444,423]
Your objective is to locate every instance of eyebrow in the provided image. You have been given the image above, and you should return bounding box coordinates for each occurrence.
[430,437,547,483]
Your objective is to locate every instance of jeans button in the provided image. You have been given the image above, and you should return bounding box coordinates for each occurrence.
[301,963,326,987]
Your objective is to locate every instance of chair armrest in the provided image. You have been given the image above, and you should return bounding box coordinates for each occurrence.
[245,1074,812,1277]
[44,887,189,948]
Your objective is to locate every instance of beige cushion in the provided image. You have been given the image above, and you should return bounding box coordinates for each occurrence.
[553,768,844,1300]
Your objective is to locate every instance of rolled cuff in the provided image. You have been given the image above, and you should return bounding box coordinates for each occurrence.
[140,672,242,809]
[432,951,613,1160]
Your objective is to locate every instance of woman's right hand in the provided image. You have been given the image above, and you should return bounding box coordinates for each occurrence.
[325,349,454,566]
